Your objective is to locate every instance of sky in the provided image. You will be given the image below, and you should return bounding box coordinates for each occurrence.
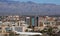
[13,0,60,5]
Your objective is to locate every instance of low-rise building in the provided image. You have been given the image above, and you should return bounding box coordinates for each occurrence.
[38,16,56,30]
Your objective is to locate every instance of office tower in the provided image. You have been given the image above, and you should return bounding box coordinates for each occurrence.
[35,16,38,27]
[31,16,35,26]
[25,17,30,26]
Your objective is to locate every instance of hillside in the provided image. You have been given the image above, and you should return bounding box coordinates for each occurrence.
[0,0,60,16]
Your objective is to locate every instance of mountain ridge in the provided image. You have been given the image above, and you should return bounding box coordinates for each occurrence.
[0,1,60,16]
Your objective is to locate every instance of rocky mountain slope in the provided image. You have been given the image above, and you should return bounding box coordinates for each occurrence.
[0,0,60,16]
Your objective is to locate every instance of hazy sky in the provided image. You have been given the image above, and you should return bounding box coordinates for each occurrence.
[14,0,60,5]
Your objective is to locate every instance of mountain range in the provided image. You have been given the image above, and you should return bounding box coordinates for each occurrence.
[0,0,60,16]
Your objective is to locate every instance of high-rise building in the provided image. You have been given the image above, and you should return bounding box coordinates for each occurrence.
[31,17,35,26]
[25,17,30,26]
[35,16,38,27]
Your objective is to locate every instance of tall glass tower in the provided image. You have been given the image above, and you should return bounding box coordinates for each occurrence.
[31,17,35,26]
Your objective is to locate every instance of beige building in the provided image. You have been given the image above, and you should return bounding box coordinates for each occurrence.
[38,16,56,27]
